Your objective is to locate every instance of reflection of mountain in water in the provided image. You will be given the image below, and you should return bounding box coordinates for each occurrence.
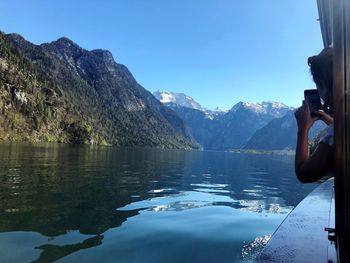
[0,144,194,237]
[32,235,104,263]
[0,143,317,262]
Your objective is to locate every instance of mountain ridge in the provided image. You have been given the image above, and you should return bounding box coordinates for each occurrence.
[244,111,326,150]
[154,90,294,150]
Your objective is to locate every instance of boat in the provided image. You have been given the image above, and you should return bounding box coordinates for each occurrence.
[255,178,335,262]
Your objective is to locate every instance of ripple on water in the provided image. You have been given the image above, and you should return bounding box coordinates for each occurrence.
[250,171,269,175]
[148,188,178,194]
[201,173,212,178]
[193,188,231,194]
[191,183,231,194]
[190,183,229,188]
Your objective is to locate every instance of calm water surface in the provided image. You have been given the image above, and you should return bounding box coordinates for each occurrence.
[0,143,317,263]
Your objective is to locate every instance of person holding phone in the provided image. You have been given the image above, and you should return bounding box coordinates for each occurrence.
[294,47,334,183]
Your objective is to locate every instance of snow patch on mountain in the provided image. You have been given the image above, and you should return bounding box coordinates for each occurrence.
[153,91,203,110]
[159,92,175,103]
[230,101,293,118]
[153,91,293,122]
[153,90,228,120]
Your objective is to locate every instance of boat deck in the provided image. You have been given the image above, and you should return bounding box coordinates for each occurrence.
[255,178,335,262]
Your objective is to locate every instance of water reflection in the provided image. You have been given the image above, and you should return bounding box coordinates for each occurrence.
[0,143,317,262]
[118,191,237,212]
[33,235,104,263]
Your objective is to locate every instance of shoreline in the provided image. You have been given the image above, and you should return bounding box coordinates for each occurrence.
[227,149,295,155]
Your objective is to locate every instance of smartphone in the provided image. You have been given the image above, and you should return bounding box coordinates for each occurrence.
[304,89,322,116]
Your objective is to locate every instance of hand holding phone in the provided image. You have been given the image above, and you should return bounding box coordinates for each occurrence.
[304,89,322,117]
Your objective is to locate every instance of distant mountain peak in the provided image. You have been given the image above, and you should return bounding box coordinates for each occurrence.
[153,91,204,111]
[230,101,292,116]
[261,101,290,108]
[230,101,253,112]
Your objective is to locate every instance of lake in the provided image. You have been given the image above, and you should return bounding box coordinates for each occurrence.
[0,143,317,263]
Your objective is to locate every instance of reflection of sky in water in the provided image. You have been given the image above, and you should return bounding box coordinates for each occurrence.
[118,191,237,212]
[118,189,292,215]
[0,144,317,263]
[57,206,286,263]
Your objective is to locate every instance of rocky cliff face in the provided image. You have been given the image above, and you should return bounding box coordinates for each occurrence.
[0,32,199,149]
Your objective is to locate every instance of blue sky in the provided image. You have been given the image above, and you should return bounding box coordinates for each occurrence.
[0,0,323,109]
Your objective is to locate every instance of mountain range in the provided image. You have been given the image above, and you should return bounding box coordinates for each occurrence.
[0,31,325,151]
[153,91,325,150]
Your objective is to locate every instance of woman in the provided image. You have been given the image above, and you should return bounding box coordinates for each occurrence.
[294,47,334,183]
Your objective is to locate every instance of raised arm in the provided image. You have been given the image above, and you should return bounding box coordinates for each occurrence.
[294,101,333,183]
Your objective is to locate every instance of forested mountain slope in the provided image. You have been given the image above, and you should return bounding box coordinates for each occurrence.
[0,32,199,149]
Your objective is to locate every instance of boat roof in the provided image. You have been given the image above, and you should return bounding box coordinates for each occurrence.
[317,0,333,47]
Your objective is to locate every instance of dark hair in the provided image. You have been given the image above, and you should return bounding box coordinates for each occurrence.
[308,47,333,112]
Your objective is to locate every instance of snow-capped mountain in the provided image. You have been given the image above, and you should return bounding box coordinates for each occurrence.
[229,101,293,118]
[153,90,296,150]
[153,91,226,120]
[153,91,204,111]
